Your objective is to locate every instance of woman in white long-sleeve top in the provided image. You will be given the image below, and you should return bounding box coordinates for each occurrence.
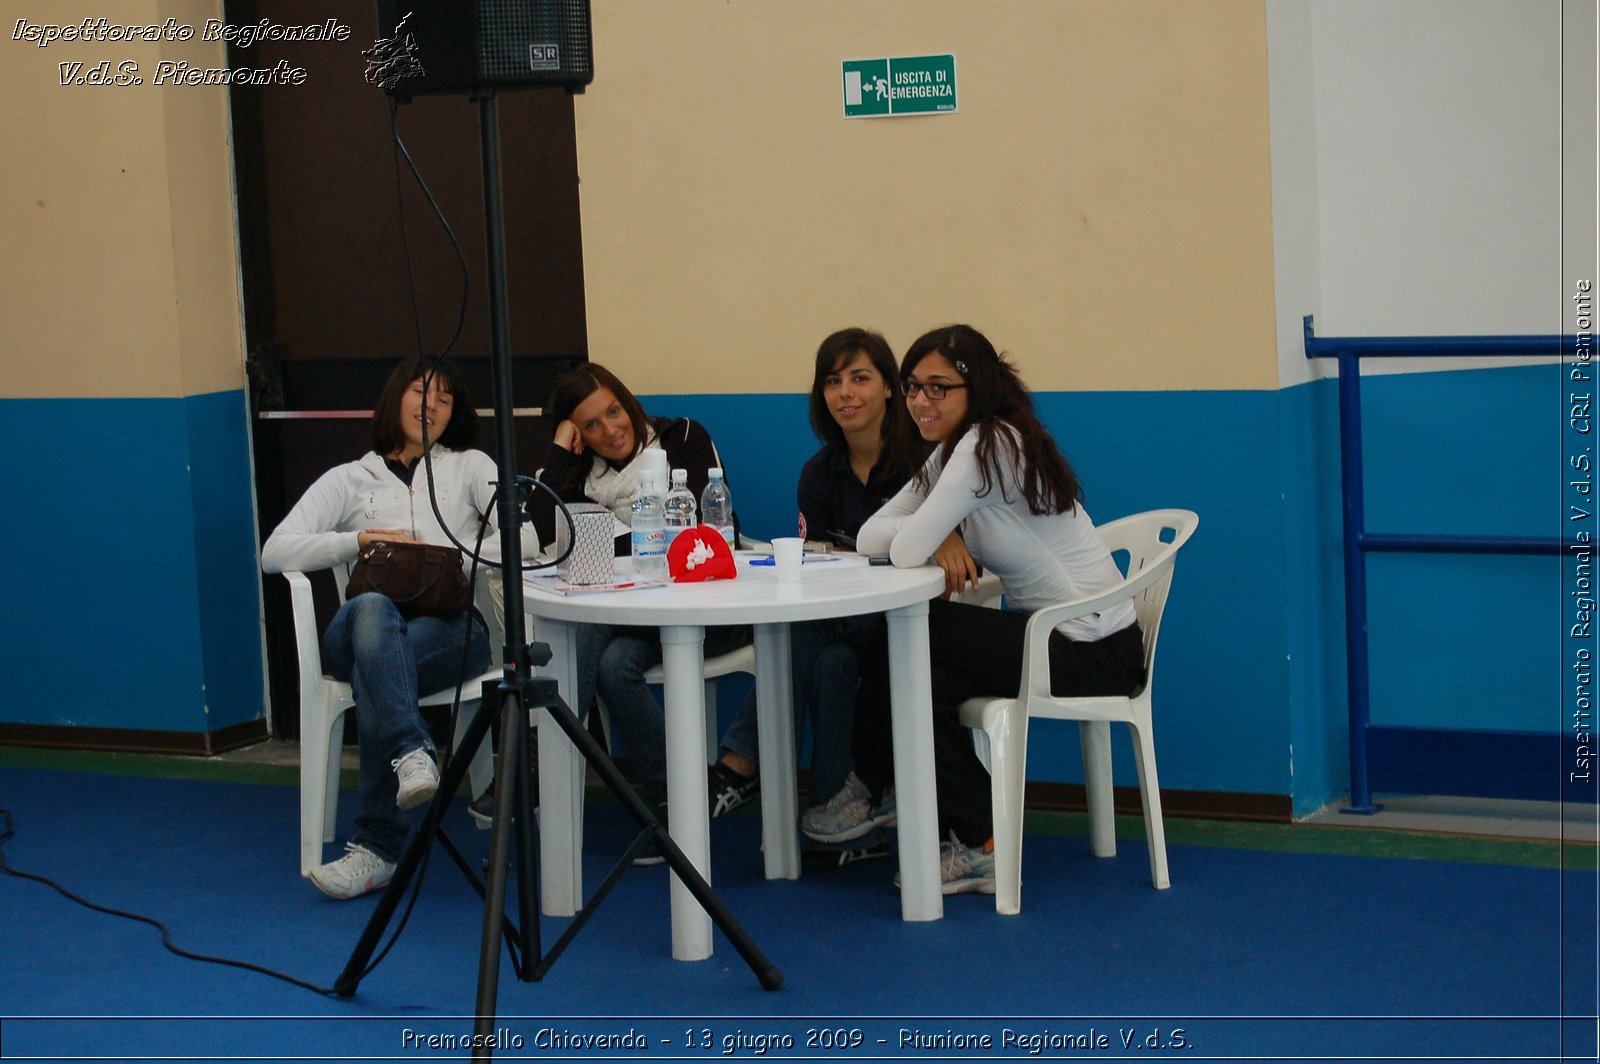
[800,324,1144,895]
[262,358,538,899]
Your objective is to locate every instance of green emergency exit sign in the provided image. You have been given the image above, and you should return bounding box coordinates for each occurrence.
[842,54,957,118]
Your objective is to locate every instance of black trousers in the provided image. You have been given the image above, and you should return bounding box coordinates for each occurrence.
[851,597,1145,847]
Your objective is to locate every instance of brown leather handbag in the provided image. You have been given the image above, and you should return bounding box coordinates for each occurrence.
[345,541,472,619]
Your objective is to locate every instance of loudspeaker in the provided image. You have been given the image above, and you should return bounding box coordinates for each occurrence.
[375,0,593,95]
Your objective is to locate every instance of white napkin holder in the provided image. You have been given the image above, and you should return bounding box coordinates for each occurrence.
[556,503,616,585]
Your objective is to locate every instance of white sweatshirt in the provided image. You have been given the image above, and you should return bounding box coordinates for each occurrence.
[261,447,540,575]
[857,425,1136,641]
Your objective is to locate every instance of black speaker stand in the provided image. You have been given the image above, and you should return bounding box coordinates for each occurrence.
[332,89,779,1060]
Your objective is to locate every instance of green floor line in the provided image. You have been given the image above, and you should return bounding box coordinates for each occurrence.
[5,744,1593,872]
[1023,809,1593,872]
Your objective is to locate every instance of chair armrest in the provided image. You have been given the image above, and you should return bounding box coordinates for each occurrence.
[1015,545,1181,700]
[282,571,329,694]
[952,571,1005,609]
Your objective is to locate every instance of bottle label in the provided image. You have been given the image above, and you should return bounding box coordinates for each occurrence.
[632,526,667,557]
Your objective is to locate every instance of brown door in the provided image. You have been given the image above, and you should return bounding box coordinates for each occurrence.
[227,1,587,735]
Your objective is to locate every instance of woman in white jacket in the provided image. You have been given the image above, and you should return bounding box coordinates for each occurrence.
[801,325,1144,895]
[262,358,534,899]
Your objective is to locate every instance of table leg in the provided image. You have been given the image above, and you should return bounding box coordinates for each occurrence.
[752,622,799,879]
[536,618,584,917]
[661,623,712,960]
[885,600,943,922]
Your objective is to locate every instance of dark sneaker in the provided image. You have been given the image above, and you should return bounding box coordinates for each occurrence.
[470,790,495,828]
[467,785,537,829]
[802,837,891,871]
[707,761,760,819]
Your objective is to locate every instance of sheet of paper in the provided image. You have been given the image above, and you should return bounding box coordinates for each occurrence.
[525,573,665,596]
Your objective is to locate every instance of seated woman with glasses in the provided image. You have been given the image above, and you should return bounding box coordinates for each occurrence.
[800,324,1145,895]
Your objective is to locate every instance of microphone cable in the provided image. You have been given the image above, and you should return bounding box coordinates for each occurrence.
[0,808,344,997]
[385,98,576,574]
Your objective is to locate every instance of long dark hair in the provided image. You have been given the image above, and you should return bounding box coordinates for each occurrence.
[808,327,916,475]
[903,324,1081,515]
[371,358,479,455]
[546,362,651,462]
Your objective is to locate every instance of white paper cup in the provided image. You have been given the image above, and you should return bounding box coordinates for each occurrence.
[639,447,668,487]
[772,537,803,582]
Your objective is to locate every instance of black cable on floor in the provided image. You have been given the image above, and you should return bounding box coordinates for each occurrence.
[0,807,368,997]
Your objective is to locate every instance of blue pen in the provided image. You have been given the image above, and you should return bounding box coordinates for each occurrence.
[747,557,775,566]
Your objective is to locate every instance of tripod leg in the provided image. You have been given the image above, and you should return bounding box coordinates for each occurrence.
[335,687,496,996]
[511,693,542,976]
[474,686,523,1016]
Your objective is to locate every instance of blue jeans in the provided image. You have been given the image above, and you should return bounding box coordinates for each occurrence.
[718,613,882,805]
[576,622,751,805]
[323,592,489,860]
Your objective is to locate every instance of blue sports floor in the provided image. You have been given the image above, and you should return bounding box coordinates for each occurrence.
[0,758,1595,1062]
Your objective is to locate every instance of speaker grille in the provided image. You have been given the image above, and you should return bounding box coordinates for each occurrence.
[479,0,592,85]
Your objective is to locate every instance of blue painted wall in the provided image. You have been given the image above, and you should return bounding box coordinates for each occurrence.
[648,361,1562,814]
[2,366,1555,804]
[651,387,1295,803]
[1279,377,1350,814]
[0,391,263,735]
[1351,363,1560,735]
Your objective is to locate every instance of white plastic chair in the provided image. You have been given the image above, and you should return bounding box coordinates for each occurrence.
[951,571,1006,609]
[957,508,1199,914]
[284,568,500,877]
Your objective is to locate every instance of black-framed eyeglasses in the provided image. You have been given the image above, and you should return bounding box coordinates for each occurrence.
[901,379,968,401]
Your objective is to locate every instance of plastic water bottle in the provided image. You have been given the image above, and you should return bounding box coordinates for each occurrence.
[700,467,735,549]
[630,469,668,579]
[664,468,698,539]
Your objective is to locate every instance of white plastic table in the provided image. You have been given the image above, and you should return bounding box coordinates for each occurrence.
[524,553,946,961]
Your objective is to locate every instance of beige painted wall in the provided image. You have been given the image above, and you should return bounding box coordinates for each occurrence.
[574,0,1277,394]
[0,0,243,399]
[2,1,1274,397]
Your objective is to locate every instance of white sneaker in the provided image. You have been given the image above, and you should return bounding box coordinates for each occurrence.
[308,842,396,900]
[392,747,439,810]
[799,773,896,843]
[894,832,997,895]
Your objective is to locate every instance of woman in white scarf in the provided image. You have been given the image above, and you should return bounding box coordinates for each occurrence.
[526,364,749,862]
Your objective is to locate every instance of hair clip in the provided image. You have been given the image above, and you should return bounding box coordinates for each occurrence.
[955,359,969,375]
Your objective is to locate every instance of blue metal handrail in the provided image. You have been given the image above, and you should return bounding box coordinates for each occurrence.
[1302,316,1580,812]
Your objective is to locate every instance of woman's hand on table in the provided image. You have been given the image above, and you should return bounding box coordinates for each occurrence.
[933,530,979,599]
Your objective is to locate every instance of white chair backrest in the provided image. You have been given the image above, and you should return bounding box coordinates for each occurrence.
[1093,509,1199,690]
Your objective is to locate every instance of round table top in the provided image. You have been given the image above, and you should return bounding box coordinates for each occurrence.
[519,552,944,626]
